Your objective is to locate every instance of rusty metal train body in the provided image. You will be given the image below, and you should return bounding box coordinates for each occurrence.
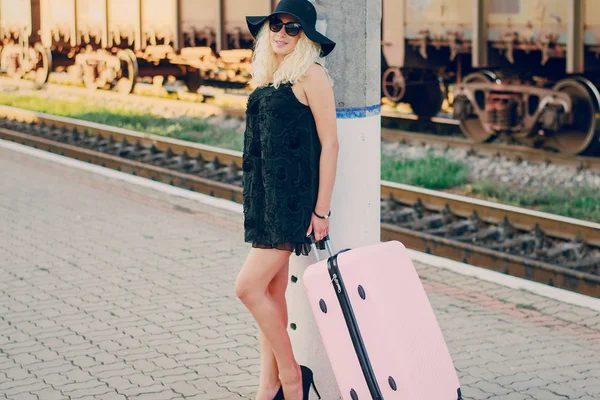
[1,0,599,154]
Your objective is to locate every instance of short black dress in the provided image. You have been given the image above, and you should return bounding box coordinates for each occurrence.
[242,82,325,256]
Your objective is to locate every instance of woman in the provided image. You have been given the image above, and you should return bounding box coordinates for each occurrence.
[234,1,339,399]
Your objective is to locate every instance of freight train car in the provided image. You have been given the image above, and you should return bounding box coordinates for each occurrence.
[0,0,278,93]
[382,0,600,155]
[67,0,276,92]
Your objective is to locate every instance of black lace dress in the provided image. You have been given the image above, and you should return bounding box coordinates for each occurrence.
[242,82,325,256]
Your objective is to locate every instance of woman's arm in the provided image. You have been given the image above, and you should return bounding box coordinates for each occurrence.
[303,64,339,238]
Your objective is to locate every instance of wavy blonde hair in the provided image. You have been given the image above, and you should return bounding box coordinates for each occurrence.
[250,22,331,88]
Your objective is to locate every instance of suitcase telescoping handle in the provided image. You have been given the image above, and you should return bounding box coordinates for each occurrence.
[308,233,334,262]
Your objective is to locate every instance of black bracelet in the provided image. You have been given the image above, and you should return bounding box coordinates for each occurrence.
[313,210,331,219]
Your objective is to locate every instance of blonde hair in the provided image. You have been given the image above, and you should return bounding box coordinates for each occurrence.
[250,22,331,88]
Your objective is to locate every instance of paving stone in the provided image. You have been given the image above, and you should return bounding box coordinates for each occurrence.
[129,359,161,373]
[150,357,180,370]
[170,382,198,397]
[91,353,119,365]
[101,376,137,392]
[30,387,65,400]
[128,373,156,386]
[62,368,94,383]
[41,373,71,387]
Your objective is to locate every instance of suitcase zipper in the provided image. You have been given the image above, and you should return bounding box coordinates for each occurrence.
[328,253,384,400]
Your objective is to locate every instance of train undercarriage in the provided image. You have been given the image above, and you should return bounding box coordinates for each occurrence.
[382,33,600,157]
[383,65,600,156]
[0,41,252,96]
[0,41,51,86]
[453,72,600,156]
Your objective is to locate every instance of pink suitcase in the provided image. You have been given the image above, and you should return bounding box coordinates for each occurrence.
[303,236,463,400]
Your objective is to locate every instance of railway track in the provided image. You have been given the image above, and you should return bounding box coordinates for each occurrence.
[3,75,600,172]
[1,105,599,298]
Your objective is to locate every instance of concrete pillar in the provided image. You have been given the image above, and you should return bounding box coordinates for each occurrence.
[286,0,382,398]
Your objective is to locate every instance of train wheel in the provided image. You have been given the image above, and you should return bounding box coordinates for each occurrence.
[572,76,600,112]
[33,43,52,86]
[406,79,444,119]
[382,67,405,102]
[551,78,598,155]
[457,71,498,142]
[115,49,138,94]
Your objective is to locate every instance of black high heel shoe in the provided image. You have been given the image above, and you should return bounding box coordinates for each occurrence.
[300,365,321,400]
[274,366,321,400]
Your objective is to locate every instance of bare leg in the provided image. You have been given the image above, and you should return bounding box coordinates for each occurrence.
[256,260,290,399]
[235,248,302,400]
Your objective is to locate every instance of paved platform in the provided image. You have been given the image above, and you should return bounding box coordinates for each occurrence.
[1,140,600,400]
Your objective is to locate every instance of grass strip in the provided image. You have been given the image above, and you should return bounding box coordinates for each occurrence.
[0,93,243,151]
[381,152,471,189]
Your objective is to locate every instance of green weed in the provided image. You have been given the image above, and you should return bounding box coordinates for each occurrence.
[0,93,243,151]
[381,151,470,190]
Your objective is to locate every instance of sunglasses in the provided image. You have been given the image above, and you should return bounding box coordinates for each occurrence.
[269,17,302,37]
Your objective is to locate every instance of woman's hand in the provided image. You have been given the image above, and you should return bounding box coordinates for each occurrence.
[307,212,329,242]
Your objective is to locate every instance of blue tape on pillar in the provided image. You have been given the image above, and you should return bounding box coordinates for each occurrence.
[336,104,381,119]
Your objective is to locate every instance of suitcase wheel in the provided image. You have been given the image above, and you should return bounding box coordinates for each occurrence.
[350,389,358,400]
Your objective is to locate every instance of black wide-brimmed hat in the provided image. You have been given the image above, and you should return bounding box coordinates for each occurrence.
[246,0,336,57]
